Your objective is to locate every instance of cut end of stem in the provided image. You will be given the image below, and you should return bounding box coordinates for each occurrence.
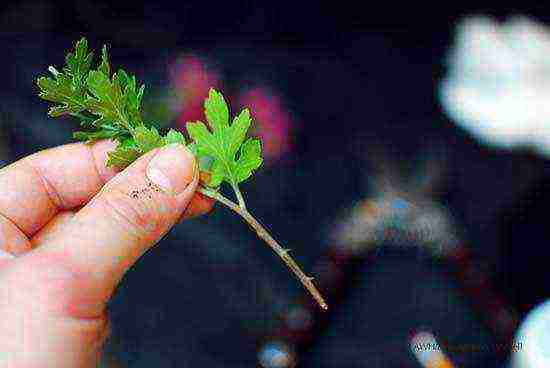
[304,278,328,311]
[318,298,329,311]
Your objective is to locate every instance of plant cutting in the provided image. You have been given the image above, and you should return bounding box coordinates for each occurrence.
[36,38,327,310]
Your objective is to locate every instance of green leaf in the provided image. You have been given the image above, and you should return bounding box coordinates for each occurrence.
[36,38,93,117]
[36,38,92,117]
[98,45,110,77]
[73,121,129,142]
[117,69,145,125]
[36,38,148,152]
[163,129,186,145]
[186,88,263,187]
[64,38,94,87]
[85,70,127,127]
[38,39,144,137]
[209,161,225,187]
[73,130,115,142]
[228,108,251,157]
[86,70,112,97]
[106,139,141,167]
[235,138,263,183]
[187,121,223,158]
[204,88,229,134]
[133,126,163,154]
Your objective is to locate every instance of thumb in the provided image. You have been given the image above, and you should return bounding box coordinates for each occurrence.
[33,142,198,316]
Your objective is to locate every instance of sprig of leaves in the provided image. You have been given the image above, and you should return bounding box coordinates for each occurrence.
[36,38,327,310]
[37,38,92,117]
[37,38,185,167]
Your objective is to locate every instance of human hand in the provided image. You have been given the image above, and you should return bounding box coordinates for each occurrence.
[0,140,212,367]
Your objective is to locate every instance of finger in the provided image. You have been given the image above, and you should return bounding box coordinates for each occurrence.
[31,143,197,318]
[180,192,215,220]
[0,213,31,255]
[0,248,15,268]
[31,211,76,247]
[0,140,118,237]
[0,210,77,264]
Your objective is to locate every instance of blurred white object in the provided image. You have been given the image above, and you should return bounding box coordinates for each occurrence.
[440,15,550,155]
[512,299,550,368]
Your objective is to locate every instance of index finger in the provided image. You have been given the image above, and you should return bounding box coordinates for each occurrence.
[0,140,118,237]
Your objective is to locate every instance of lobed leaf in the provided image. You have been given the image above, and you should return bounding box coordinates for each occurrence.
[64,38,94,88]
[235,138,263,183]
[98,45,110,77]
[133,126,163,154]
[228,108,251,157]
[204,88,229,134]
[106,139,141,167]
[186,88,263,187]
[163,129,187,146]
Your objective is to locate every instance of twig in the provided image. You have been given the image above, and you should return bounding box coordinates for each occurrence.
[198,186,328,310]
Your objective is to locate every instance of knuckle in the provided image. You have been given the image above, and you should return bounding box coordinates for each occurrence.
[101,184,176,236]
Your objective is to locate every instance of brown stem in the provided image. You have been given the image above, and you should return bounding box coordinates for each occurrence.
[198,186,328,310]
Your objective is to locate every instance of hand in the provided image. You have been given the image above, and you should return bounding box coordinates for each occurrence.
[0,140,213,367]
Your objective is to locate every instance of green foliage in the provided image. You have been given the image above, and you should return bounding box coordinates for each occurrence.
[36,38,92,117]
[36,38,145,145]
[36,38,263,188]
[37,38,164,167]
[106,138,141,167]
[163,129,187,146]
[187,89,263,187]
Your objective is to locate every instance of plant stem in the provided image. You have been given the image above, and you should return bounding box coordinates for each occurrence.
[198,186,328,310]
[230,181,247,210]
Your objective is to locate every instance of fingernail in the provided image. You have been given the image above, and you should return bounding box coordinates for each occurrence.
[146,144,196,195]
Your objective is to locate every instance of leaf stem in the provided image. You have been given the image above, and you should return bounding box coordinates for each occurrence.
[199,186,240,212]
[198,186,328,310]
[230,181,247,210]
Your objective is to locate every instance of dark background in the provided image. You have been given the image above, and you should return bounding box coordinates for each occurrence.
[0,1,549,367]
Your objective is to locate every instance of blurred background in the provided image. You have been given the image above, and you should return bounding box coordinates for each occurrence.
[1,1,550,367]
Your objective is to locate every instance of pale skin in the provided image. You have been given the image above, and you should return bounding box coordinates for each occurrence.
[0,139,213,367]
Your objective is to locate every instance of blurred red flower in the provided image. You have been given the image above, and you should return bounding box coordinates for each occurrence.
[168,54,222,128]
[237,87,294,162]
